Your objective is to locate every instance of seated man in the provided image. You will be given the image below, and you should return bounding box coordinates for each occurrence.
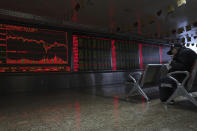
[159,43,197,103]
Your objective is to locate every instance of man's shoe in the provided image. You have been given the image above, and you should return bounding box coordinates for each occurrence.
[168,100,175,105]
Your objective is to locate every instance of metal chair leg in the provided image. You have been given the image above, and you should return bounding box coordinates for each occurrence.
[180,87,197,107]
[166,87,181,104]
[166,86,197,107]
[136,85,150,102]
[126,83,137,98]
[126,73,150,102]
[126,83,149,102]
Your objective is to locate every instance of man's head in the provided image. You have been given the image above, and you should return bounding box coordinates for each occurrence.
[167,43,183,55]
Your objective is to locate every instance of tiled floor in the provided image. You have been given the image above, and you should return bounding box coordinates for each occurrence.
[0,85,197,131]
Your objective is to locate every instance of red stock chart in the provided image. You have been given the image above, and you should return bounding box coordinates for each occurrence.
[0,24,70,72]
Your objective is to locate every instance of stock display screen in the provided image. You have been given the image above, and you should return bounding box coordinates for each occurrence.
[0,24,70,72]
[0,21,168,73]
[73,35,165,72]
[73,35,112,71]
[115,40,139,70]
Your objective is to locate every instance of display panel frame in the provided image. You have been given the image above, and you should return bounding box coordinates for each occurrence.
[0,19,170,74]
[0,19,72,73]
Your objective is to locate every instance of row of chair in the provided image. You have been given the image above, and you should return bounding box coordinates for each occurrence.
[126,60,197,106]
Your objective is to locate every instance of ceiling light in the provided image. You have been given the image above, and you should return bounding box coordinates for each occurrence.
[177,0,186,7]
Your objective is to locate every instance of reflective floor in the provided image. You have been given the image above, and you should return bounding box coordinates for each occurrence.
[0,84,197,131]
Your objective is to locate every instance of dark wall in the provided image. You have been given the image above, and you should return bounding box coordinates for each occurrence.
[0,0,197,39]
[0,72,130,93]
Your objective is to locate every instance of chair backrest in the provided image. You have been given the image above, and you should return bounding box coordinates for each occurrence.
[187,59,197,92]
[160,64,169,79]
[140,64,163,87]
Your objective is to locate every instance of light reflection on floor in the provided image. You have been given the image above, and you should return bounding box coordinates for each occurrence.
[0,85,196,131]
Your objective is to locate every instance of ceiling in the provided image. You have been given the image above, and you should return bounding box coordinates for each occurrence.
[0,0,197,45]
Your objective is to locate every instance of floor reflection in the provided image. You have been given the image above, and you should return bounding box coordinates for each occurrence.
[75,101,81,131]
[113,95,119,126]
[0,86,196,130]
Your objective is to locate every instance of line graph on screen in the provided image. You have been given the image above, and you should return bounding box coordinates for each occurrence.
[0,24,70,72]
[0,24,68,65]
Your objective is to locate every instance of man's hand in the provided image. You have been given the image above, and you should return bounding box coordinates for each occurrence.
[168,60,172,65]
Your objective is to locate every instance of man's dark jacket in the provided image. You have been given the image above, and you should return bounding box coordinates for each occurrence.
[159,47,196,101]
[169,47,197,74]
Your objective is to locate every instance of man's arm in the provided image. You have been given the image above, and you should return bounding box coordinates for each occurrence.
[169,60,186,71]
[169,48,193,72]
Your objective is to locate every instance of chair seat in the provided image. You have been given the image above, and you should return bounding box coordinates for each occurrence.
[126,64,164,102]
